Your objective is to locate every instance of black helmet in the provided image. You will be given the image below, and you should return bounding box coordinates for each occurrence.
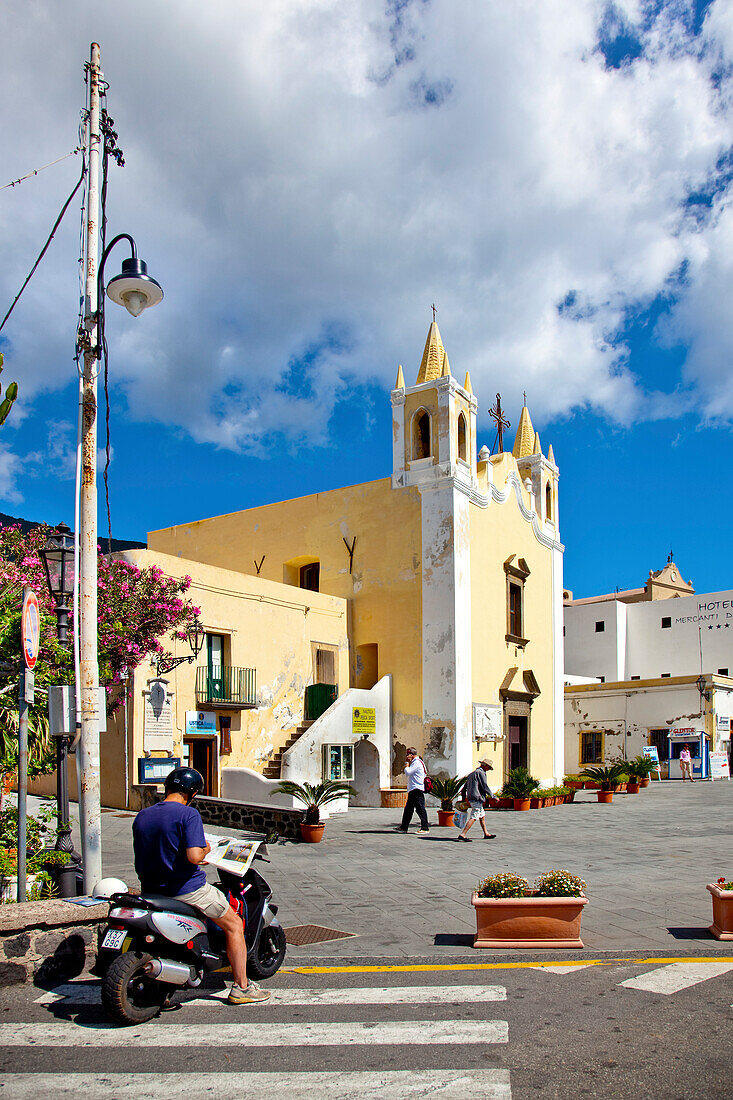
[165,767,204,798]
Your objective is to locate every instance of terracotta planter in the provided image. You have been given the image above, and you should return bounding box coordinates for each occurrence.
[617,782,627,792]
[529,796,541,809]
[492,797,513,809]
[639,778,650,788]
[513,797,531,811]
[707,883,733,940]
[380,788,407,808]
[299,822,325,843]
[437,809,455,827]
[541,797,553,808]
[597,790,613,804]
[472,892,588,949]
[564,791,575,803]
[626,781,640,794]
[584,781,599,790]
[566,780,584,790]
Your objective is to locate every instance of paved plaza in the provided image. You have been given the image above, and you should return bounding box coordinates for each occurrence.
[50,778,733,959]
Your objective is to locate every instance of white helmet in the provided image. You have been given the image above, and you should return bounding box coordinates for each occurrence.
[94,877,128,898]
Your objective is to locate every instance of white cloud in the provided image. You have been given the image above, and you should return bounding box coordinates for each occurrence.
[0,441,23,505]
[0,0,732,450]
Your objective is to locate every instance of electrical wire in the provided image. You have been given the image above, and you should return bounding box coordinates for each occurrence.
[0,157,87,334]
[1,146,84,191]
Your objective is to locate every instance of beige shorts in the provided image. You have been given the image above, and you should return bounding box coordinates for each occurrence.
[175,881,231,920]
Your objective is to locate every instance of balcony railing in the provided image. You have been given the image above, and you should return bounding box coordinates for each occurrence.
[304,682,338,721]
[196,665,257,708]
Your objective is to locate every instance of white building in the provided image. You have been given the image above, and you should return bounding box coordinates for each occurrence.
[564,562,733,777]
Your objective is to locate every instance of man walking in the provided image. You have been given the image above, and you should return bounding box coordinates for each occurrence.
[457,760,496,842]
[395,748,429,835]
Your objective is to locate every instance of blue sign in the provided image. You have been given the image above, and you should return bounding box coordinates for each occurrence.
[185,710,217,735]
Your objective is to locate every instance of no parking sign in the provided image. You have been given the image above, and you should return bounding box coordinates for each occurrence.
[21,589,40,671]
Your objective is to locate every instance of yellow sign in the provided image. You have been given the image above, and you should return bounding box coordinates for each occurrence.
[352,706,376,736]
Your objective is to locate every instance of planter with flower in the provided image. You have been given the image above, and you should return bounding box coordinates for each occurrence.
[0,847,51,903]
[430,775,467,827]
[707,877,733,940]
[581,764,628,803]
[563,775,585,791]
[472,869,588,948]
[626,755,657,790]
[273,779,352,842]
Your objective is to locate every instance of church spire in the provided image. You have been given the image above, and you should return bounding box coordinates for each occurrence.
[512,399,535,458]
[395,364,405,390]
[416,319,449,384]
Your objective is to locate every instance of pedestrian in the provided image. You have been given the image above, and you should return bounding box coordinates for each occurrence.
[679,743,694,782]
[457,760,497,842]
[395,747,430,835]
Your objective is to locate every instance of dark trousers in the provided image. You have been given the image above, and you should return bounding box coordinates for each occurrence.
[400,789,428,831]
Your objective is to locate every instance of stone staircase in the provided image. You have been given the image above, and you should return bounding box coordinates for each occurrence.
[262,721,314,780]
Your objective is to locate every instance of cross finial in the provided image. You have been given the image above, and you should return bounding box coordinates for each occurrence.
[668,548,674,563]
[431,303,437,323]
[523,390,527,406]
[488,393,511,454]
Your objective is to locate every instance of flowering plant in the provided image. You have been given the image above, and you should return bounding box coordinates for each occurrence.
[534,869,586,897]
[0,523,200,777]
[716,877,733,891]
[476,872,530,898]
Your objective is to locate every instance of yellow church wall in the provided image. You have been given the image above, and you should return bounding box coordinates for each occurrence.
[149,479,425,760]
[469,478,555,787]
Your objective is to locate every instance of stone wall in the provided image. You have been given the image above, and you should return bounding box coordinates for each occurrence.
[194,795,303,841]
[0,899,107,985]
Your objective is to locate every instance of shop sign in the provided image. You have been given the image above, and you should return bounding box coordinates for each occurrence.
[185,710,217,735]
[710,752,731,780]
[352,707,376,737]
[716,715,731,733]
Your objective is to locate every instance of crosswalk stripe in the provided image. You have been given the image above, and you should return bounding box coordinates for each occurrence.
[532,964,593,975]
[0,1070,514,1099]
[0,1018,509,1047]
[35,982,507,1007]
[620,960,733,995]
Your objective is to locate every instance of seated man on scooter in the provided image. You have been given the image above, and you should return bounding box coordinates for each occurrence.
[132,766,270,1005]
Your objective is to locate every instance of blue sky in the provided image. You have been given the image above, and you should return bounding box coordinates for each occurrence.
[1,0,733,599]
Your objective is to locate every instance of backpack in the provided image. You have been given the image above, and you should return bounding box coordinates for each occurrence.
[420,758,433,793]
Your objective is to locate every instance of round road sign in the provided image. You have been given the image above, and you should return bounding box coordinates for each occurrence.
[21,589,40,670]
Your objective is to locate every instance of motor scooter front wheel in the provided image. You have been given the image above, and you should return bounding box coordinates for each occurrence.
[247,924,287,979]
[101,951,170,1025]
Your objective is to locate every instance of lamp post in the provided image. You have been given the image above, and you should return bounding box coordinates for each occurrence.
[153,619,205,677]
[77,43,164,892]
[39,523,79,868]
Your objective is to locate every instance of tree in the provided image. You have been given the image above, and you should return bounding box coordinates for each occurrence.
[0,523,200,779]
[0,354,18,427]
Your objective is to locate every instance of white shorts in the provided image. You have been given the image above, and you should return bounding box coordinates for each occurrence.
[469,800,485,820]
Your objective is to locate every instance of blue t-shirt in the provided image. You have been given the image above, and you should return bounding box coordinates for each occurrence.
[132,800,207,896]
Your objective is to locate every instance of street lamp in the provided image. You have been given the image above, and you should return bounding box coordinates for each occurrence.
[75,43,164,893]
[39,523,80,875]
[154,618,206,676]
[40,522,75,645]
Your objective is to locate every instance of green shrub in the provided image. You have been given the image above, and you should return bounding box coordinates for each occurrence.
[534,869,586,897]
[476,872,530,898]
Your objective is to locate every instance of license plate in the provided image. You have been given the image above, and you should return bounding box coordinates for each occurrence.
[102,929,127,950]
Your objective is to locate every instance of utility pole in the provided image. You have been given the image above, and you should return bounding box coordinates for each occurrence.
[79,42,103,892]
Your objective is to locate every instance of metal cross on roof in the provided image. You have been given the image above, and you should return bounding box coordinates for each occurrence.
[488,393,511,454]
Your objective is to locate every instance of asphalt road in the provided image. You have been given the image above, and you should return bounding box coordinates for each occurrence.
[1,951,731,1099]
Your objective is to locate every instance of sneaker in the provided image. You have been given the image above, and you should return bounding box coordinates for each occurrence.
[456,835,472,842]
[227,981,271,1005]
[416,829,430,835]
[394,827,408,833]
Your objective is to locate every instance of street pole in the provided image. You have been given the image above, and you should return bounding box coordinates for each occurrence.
[78,41,103,892]
[17,668,28,903]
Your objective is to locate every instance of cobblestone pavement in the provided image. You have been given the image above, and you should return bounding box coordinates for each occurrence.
[23,779,733,958]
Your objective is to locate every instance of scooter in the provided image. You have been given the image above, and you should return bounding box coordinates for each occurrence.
[96,837,286,1024]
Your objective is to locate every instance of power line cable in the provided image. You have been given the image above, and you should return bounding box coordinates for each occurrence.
[0,157,87,335]
[1,146,83,191]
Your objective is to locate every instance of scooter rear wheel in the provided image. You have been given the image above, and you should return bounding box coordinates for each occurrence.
[102,951,169,1025]
[247,924,287,979]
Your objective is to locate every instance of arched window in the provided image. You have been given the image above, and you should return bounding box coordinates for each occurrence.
[412,410,431,459]
[457,413,467,462]
[545,482,553,522]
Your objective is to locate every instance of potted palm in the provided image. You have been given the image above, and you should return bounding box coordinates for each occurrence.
[472,869,588,948]
[430,774,467,827]
[273,779,352,842]
[502,766,540,811]
[630,755,657,788]
[580,764,628,803]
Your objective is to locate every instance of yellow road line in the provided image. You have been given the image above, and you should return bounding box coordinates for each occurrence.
[285,956,733,975]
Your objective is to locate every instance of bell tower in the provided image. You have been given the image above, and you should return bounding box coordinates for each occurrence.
[390,317,478,776]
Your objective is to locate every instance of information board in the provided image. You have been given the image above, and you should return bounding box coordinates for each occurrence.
[352,707,376,736]
[642,745,662,780]
[710,752,730,780]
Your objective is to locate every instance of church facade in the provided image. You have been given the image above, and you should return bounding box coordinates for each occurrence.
[148,319,566,789]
